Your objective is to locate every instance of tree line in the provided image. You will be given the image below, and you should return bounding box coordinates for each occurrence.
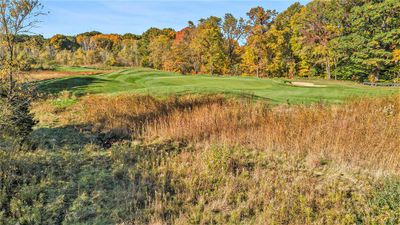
[10,0,400,82]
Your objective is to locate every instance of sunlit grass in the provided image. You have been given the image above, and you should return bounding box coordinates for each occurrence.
[38,67,398,104]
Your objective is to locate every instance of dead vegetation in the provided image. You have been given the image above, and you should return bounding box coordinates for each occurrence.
[26,93,400,224]
[35,93,400,175]
[25,69,113,81]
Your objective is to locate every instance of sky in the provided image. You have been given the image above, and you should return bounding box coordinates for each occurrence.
[34,0,310,38]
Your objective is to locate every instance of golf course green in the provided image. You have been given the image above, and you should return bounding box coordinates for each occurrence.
[39,67,399,104]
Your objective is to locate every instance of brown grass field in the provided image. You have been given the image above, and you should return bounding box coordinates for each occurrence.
[35,93,400,175]
[25,69,112,81]
[19,92,400,224]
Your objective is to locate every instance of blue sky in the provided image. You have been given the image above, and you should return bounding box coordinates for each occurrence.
[34,0,310,38]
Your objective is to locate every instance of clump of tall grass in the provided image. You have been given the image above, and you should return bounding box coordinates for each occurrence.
[77,94,226,138]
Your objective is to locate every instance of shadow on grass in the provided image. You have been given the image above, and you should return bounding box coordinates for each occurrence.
[37,76,105,96]
[4,128,185,224]
[29,126,97,151]
[29,125,131,151]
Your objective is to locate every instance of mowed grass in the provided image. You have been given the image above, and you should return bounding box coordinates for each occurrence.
[39,67,399,104]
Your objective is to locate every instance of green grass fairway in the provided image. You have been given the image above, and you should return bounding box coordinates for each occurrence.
[39,67,399,104]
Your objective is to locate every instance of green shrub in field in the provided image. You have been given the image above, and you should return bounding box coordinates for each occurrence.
[0,83,37,145]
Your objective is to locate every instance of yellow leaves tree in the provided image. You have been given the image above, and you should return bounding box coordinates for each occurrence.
[90,34,121,51]
[291,1,341,79]
[73,48,85,66]
[76,35,91,51]
[163,27,196,74]
[191,17,226,75]
[117,39,140,66]
[241,45,259,76]
[241,7,276,77]
[49,34,78,50]
[148,35,172,70]
[394,49,400,81]
[394,49,400,63]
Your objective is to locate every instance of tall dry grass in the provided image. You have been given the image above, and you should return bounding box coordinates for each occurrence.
[78,94,226,137]
[73,94,400,173]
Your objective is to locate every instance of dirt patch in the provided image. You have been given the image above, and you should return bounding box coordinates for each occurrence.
[25,70,113,81]
[291,82,327,87]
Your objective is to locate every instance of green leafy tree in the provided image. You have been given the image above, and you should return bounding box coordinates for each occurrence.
[332,0,400,81]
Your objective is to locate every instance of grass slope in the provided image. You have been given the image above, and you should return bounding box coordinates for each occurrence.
[39,67,398,104]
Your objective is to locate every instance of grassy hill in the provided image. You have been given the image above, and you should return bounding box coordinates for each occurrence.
[38,67,398,104]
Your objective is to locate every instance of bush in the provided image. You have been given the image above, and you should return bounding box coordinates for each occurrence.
[0,82,37,145]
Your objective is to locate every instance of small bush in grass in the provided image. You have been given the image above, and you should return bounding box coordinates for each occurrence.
[0,82,37,146]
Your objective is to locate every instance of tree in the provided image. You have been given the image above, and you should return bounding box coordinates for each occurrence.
[192,16,226,75]
[148,35,172,70]
[267,3,302,78]
[55,49,73,65]
[73,48,85,66]
[122,33,141,40]
[394,49,400,80]
[0,0,44,144]
[222,13,246,75]
[332,0,400,81]
[164,25,196,74]
[291,0,341,79]
[50,34,78,50]
[242,7,277,77]
[394,49,400,63]
[90,34,121,51]
[76,31,101,51]
[117,39,140,66]
[138,27,175,67]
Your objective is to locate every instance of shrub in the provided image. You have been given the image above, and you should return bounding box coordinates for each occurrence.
[0,82,37,145]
